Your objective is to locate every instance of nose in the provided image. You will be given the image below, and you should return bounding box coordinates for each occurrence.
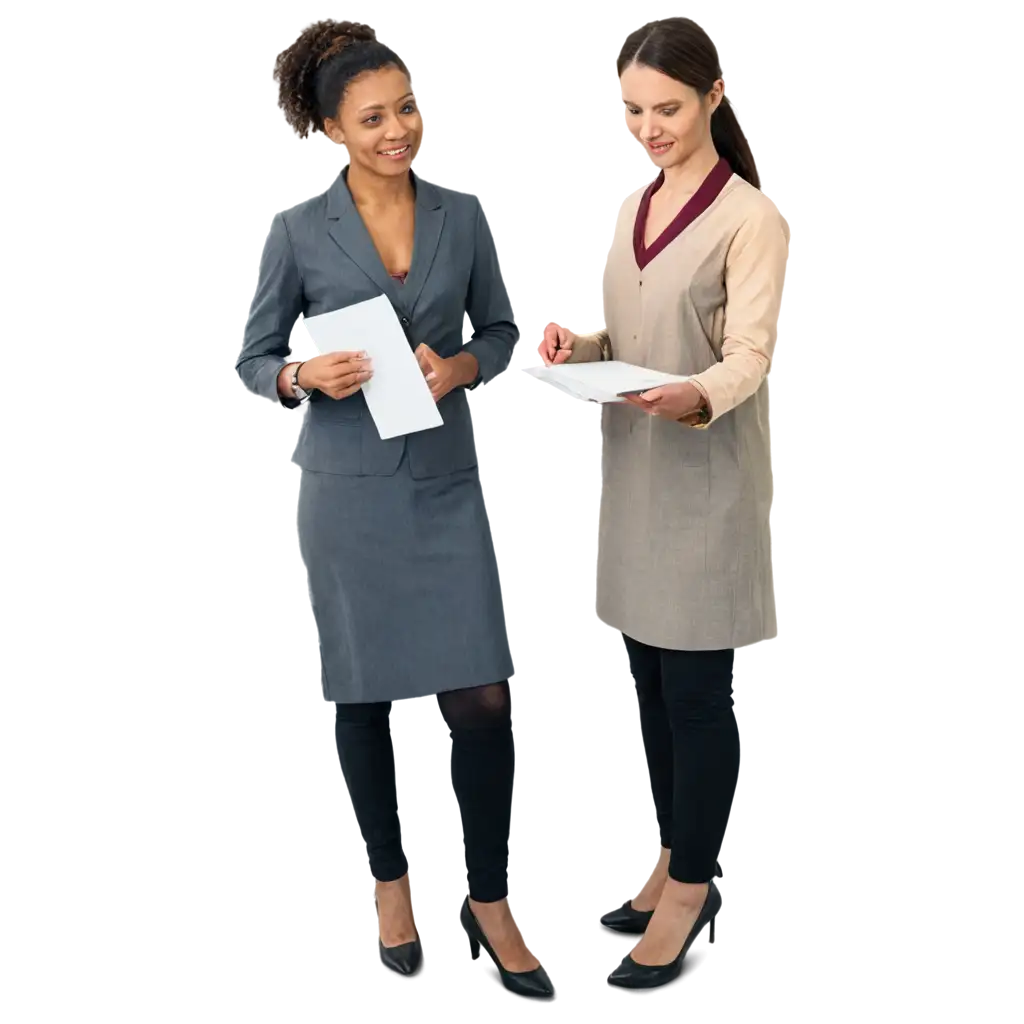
[640,116,660,141]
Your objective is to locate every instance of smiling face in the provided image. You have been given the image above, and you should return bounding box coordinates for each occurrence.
[323,65,422,177]
[620,62,722,170]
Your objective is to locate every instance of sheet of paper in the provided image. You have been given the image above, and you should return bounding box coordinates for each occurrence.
[520,362,688,405]
[520,362,606,405]
[303,294,443,441]
[540,360,692,399]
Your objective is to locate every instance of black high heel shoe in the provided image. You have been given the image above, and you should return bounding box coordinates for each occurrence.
[606,879,722,989]
[374,896,422,976]
[459,897,554,998]
[593,905,655,942]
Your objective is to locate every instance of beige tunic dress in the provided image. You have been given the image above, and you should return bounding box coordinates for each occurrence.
[566,160,790,650]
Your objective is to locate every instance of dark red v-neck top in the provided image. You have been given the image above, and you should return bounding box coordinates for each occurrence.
[633,157,734,270]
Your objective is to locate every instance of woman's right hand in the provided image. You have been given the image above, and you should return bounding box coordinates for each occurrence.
[538,323,576,366]
[298,351,373,399]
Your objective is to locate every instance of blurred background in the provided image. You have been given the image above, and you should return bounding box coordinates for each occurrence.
[2,0,1024,1007]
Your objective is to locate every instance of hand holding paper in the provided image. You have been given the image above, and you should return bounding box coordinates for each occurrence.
[297,351,373,399]
[303,294,443,440]
[624,381,704,420]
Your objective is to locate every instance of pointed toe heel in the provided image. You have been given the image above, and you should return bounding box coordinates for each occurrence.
[374,893,422,977]
[606,880,722,990]
[378,937,422,976]
[600,901,655,934]
[459,897,554,998]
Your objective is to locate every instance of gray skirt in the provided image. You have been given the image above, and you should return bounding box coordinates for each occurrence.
[297,454,514,703]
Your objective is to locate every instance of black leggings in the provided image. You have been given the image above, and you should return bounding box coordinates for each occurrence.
[623,634,740,883]
[334,681,513,903]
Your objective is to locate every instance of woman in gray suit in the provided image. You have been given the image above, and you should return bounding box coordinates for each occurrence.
[236,20,552,999]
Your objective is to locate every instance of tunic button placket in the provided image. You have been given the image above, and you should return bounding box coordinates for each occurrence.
[630,273,644,434]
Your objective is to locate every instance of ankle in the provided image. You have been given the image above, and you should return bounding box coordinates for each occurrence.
[660,879,709,910]
[469,896,510,916]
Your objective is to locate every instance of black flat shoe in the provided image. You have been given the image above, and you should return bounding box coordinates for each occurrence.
[606,880,722,989]
[459,897,554,998]
[600,901,655,934]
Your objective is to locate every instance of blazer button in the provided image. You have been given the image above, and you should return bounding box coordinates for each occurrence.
[400,316,410,326]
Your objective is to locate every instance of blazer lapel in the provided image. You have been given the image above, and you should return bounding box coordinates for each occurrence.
[403,176,446,317]
[325,170,398,301]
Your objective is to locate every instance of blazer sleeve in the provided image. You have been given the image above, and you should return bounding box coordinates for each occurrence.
[461,198,519,387]
[236,212,305,407]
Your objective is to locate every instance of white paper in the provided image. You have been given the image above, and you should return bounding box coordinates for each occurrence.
[303,295,443,441]
[524,360,691,404]
[520,362,598,405]
[520,362,614,405]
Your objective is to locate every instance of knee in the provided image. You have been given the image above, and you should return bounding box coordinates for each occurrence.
[439,681,512,732]
[663,683,734,724]
[335,701,390,729]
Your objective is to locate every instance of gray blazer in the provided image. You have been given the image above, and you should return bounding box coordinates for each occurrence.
[236,169,518,478]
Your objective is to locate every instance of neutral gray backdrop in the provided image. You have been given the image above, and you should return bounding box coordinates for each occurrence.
[4,8,1019,1024]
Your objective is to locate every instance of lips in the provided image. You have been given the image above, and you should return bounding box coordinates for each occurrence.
[647,140,674,155]
[379,144,411,159]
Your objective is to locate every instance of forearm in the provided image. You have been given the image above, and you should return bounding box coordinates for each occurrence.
[237,352,294,405]
[689,344,770,423]
[461,323,514,385]
[565,329,612,363]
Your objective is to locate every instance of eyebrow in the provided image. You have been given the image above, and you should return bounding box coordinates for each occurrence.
[622,98,683,109]
[359,93,416,112]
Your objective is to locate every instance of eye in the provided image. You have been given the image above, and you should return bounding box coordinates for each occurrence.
[626,106,641,116]
[364,115,381,124]
[402,103,417,114]
[660,108,678,116]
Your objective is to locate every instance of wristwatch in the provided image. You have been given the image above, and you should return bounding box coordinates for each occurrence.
[291,362,311,403]
[677,384,711,428]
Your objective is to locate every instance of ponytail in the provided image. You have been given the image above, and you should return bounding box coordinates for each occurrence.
[711,96,759,189]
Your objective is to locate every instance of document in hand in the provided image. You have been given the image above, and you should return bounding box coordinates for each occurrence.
[524,361,691,404]
[303,295,443,441]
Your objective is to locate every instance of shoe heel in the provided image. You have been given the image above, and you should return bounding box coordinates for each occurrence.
[709,917,716,944]
[469,935,480,960]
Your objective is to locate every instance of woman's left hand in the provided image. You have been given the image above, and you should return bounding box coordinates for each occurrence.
[415,344,479,402]
[623,381,705,422]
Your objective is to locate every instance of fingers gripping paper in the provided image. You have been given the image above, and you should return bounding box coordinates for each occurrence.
[303,295,443,440]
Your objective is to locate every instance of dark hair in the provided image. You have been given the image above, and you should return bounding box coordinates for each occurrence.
[618,18,759,189]
[274,20,409,138]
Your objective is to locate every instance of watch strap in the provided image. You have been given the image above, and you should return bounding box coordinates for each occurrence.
[290,362,311,402]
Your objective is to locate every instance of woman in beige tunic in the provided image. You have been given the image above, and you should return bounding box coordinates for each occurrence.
[539,18,789,990]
